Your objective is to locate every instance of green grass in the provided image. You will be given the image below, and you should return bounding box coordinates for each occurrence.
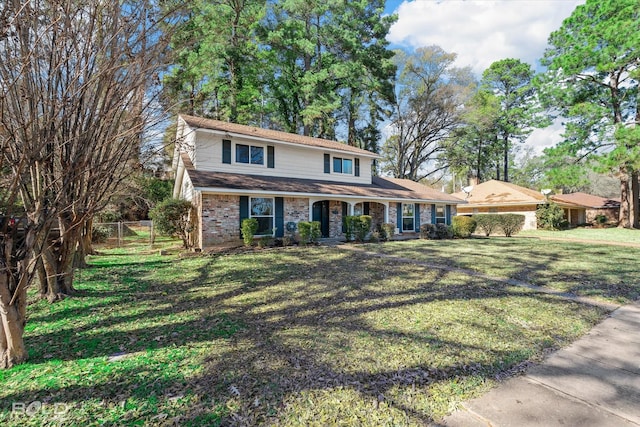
[367,238,640,304]
[0,238,620,425]
[520,226,640,245]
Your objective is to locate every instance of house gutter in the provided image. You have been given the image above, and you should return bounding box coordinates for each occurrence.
[193,186,464,205]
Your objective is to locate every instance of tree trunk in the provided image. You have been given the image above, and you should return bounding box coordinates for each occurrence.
[40,220,79,302]
[0,289,27,369]
[631,170,639,229]
[74,217,95,269]
[0,234,30,369]
[503,135,509,182]
[619,170,631,228]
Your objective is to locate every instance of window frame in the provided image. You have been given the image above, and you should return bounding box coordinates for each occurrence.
[332,157,354,175]
[249,197,275,236]
[435,204,446,224]
[402,203,415,231]
[235,143,265,166]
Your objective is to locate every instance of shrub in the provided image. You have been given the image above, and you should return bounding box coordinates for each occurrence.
[91,225,111,243]
[380,223,396,241]
[595,214,608,226]
[149,198,195,248]
[499,214,525,237]
[343,216,357,241]
[452,216,477,238]
[536,202,565,230]
[474,214,500,236]
[298,221,321,245]
[240,218,259,247]
[354,215,372,242]
[420,223,453,240]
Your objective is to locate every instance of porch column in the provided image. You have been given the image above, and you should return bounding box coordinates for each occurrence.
[383,202,389,223]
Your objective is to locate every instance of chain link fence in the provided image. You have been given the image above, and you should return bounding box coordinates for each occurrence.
[93,220,154,247]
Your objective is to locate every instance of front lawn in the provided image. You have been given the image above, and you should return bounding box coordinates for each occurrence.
[368,238,640,304]
[0,240,615,425]
[520,226,640,245]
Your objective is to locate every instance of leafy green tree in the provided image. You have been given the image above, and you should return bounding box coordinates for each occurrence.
[447,89,502,183]
[150,199,195,248]
[539,0,640,228]
[162,0,266,123]
[260,0,396,144]
[481,59,547,182]
[383,46,476,181]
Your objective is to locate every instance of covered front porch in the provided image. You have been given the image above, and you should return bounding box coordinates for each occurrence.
[308,199,390,238]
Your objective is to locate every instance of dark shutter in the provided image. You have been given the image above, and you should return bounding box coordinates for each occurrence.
[396,203,402,233]
[431,204,436,224]
[446,205,452,225]
[363,202,370,215]
[239,196,249,237]
[415,204,421,232]
[222,139,231,164]
[324,154,330,173]
[267,146,275,168]
[355,158,360,177]
[275,197,284,237]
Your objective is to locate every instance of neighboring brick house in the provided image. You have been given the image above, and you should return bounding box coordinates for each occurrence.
[452,180,618,229]
[172,115,465,248]
[550,192,620,225]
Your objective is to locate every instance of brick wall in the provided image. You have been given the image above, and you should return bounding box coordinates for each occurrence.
[328,200,344,238]
[200,193,241,246]
[284,197,309,224]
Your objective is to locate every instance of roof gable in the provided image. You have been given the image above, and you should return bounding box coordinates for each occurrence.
[179,114,377,158]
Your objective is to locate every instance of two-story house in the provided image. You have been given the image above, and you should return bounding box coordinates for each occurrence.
[172,115,465,248]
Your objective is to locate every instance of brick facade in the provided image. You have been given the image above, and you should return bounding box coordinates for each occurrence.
[200,193,241,246]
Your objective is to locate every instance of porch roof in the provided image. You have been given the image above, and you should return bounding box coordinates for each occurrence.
[182,155,464,204]
[550,192,620,209]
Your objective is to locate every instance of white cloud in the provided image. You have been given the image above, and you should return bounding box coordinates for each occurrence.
[388,0,584,75]
[387,0,584,155]
[526,117,565,155]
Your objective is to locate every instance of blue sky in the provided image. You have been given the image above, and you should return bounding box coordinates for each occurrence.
[382,0,585,152]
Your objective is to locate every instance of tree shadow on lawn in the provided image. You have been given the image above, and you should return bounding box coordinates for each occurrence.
[374,239,640,302]
[4,247,608,425]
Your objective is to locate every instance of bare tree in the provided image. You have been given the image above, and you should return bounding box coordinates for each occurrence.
[0,0,172,368]
[382,46,476,181]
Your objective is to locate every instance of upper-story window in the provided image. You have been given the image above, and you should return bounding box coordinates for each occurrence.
[224,140,274,168]
[236,144,264,165]
[333,157,353,174]
[324,154,360,176]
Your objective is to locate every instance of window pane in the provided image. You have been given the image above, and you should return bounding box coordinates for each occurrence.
[402,203,414,217]
[251,146,264,165]
[343,159,353,174]
[236,144,249,163]
[436,217,446,224]
[436,205,445,216]
[333,157,342,173]
[255,217,273,235]
[251,198,273,216]
[402,218,414,231]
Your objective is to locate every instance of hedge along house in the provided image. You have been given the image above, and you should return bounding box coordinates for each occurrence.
[172,115,465,248]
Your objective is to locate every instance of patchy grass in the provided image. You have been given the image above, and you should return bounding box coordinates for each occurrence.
[368,238,640,304]
[0,240,612,425]
[520,227,640,245]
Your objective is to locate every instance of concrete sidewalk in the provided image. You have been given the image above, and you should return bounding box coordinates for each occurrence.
[442,301,640,427]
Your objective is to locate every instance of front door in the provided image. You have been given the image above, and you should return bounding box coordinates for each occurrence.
[312,201,330,238]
